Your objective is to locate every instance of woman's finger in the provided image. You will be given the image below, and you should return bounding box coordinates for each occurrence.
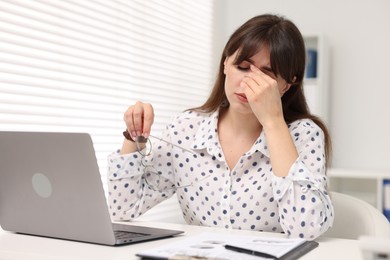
[132,101,145,137]
[142,103,154,138]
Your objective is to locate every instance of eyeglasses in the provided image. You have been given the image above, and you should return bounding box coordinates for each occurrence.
[135,135,213,191]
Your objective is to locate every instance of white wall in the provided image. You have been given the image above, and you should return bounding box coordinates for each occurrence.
[214,0,390,172]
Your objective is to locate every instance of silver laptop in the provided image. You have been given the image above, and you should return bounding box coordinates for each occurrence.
[0,131,183,245]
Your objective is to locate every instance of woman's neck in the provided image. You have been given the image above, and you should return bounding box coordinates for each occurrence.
[217,107,262,170]
[218,108,262,138]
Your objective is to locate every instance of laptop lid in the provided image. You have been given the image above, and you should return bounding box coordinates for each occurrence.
[0,131,183,245]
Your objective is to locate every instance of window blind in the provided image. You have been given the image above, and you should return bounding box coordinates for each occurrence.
[0,0,214,192]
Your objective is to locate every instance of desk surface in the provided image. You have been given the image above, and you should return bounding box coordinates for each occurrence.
[0,221,363,260]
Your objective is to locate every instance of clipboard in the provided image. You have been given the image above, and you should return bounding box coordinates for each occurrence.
[278,240,319,260]
[224,240,318,259]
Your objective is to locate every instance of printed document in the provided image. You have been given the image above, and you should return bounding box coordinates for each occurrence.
[136,232,316,259]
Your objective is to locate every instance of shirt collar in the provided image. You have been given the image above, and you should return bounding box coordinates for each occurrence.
[190,109,270,159]
[245,130,270,158]
[190,110,224,160]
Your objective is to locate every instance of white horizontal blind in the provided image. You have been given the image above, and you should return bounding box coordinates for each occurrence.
[0,0,214,191]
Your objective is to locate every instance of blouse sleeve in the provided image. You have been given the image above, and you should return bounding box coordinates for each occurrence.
[271,121,334,240]
[106,129,176,221]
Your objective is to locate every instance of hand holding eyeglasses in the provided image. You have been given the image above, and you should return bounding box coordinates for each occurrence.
[124,101,154,140]
[121,101,214,191]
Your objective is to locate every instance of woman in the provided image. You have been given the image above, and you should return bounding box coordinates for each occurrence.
[107,14,334,240]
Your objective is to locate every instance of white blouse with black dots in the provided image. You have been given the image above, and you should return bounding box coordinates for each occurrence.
[107,109,334,240]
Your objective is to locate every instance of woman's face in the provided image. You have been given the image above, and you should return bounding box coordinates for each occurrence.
[223,47,289,115]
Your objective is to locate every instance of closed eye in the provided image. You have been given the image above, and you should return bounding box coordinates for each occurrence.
[236,65,250,71]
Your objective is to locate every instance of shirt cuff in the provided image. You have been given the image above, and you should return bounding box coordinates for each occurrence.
[107,150,143,180]
[272,159,323,201]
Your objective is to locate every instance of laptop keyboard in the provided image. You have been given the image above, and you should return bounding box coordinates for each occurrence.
[114,230,150,241]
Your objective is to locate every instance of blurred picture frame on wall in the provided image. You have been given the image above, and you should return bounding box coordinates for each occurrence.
[306,48,317,78]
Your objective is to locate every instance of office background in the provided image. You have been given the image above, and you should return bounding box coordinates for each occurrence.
[1,1,390,199]
[213,0,390,172]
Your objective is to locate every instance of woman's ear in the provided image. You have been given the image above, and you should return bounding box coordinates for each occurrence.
[281,83,292,95]
[280,76,296,96]
[223,57,228,74]
[292,76,297,83]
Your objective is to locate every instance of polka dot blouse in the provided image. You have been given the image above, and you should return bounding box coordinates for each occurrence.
[107,110,334,240]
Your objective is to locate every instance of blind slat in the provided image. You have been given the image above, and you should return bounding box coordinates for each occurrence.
[0,76,208,106]
[0,63,211,97]
[0,51,212,88]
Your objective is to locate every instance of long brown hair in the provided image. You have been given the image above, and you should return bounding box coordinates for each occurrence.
[192,14,332,165]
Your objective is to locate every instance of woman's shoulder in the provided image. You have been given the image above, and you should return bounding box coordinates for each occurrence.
[166,109,214,135]
[172,109,213,122]
[288,118,324,137]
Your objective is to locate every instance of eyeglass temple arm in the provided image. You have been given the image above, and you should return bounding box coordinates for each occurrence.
[147,134,195,154]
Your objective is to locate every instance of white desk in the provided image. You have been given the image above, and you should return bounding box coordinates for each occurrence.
[0,221,363,260]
